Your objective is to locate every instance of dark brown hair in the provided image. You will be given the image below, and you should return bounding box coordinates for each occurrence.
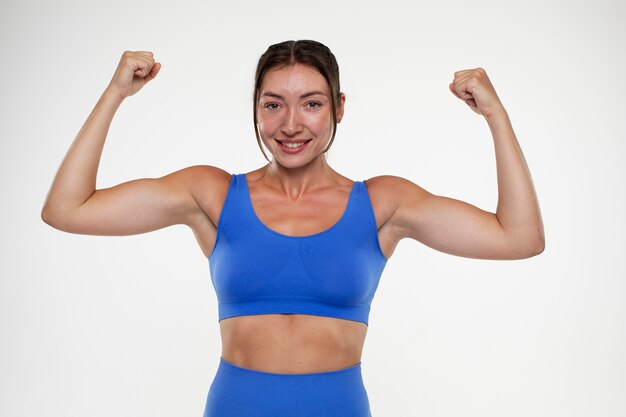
[253,40,342,161]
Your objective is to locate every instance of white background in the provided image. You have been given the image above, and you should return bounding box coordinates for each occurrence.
[1,0,625,416]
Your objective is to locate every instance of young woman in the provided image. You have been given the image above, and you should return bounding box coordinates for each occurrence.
[42,40,544,416]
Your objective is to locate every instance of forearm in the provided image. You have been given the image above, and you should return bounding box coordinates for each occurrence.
[42,87,124,221]
[487,109,545,252]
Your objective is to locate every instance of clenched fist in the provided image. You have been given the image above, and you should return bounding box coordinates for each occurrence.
[107,51,161,99]
[449,68,505,119]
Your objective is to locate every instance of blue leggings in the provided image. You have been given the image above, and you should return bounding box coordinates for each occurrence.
[203,357,372,417]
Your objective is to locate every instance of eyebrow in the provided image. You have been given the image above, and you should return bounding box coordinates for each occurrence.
[261,91,327,100]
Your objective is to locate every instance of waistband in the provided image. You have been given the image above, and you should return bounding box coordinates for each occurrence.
[219,357,362,378]
[206,357,370,416]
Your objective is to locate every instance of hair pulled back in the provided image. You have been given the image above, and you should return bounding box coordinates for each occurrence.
[253,40,342,161]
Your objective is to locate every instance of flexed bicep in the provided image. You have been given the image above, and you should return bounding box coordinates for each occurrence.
[60,169,196,236]
[394,189,512,259]
[370,176,542,260]
[42,50,199,236]
[376,68,544,260]
[43,165,228,236]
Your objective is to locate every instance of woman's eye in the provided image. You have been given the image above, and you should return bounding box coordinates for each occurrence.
[264,103,280,110]
[306,101,322,109]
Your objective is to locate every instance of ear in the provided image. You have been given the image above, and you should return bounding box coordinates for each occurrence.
[336,93,346,123]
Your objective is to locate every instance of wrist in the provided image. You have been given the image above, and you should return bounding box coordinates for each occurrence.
[102,84,127,105]
[484,105,509,125]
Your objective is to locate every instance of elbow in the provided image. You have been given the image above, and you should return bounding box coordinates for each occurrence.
[41,204,57,228]
[529,235,545,257]
[531,223,546,257]
[517,233,545,259]
[509,219,545,259]
[41,203,67,231]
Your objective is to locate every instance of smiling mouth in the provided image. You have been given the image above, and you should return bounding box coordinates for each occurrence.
[276,139,312,149]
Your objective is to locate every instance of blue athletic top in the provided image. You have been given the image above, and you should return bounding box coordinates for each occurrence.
[208,174,387,326]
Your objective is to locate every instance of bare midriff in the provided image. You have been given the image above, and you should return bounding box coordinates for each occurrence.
[219,313,368,374]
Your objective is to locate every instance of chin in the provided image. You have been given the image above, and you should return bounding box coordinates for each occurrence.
[271,153,324,170]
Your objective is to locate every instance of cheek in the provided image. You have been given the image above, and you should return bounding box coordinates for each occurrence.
[305,113,332,133]
[320,117,336,137]
[256,116,276,137]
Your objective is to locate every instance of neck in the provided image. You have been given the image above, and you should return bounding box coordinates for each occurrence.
[263,155,335,199]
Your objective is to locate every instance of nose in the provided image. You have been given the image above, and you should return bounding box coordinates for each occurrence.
[281,107,303,137]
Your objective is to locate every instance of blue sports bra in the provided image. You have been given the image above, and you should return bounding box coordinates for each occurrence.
[208,174,387,326]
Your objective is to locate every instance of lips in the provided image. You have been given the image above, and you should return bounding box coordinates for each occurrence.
[275,139,312,154]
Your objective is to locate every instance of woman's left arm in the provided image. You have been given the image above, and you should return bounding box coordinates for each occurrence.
[373,68,545,260]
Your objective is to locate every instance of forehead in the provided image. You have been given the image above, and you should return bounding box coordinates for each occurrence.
[260,64,329,96]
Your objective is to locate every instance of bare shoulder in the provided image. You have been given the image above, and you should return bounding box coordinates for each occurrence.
[365,175,421,191]
[363,175,430,229]
[179,164,232,195]
[169,165,232,226]
[366,175,430,207]
[167,165,230,184]
[169,165,231,187]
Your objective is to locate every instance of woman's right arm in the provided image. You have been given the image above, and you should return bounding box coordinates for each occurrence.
[41,51,227,237]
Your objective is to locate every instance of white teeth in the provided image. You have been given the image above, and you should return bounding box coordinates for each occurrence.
[284,141,305,148]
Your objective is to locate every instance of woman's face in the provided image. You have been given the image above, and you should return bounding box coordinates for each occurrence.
[256,64,344,168]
